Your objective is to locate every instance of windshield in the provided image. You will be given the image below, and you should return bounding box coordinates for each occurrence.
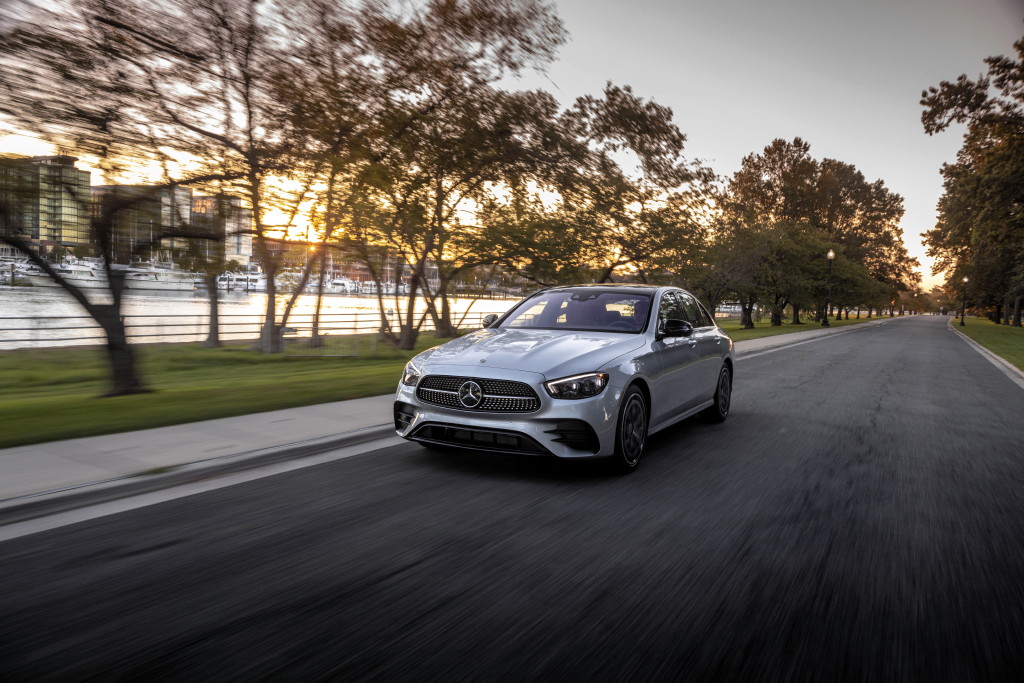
[502,290,652,333]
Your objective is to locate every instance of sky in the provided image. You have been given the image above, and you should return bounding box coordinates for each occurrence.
[505,0,1024,290]
[3,0,1021,289]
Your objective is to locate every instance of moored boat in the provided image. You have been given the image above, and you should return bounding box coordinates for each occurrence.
[121,263,201,292]
[24,262,108,289]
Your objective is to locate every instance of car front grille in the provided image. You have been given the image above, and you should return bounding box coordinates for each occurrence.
[417,375,541,412]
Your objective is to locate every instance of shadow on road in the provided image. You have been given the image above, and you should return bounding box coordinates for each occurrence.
[402,415,717,483]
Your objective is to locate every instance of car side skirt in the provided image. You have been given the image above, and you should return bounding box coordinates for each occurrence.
[648,399,715,435]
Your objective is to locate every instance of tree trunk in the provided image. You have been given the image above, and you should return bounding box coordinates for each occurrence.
[309,250,327,348]
[94,305,149,396]
[770,307,783,326]
[395,279,421,350]
[203,272,222,348]
[434,283,459,337]
[398,325,418,350]
[791,304,802,325]
[740,295,755,329]
[1012,295,1022,327]
[260,275,283,353]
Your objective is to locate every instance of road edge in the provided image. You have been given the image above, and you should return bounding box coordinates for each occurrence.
[948,318,1024,392]
[0,424,394,526]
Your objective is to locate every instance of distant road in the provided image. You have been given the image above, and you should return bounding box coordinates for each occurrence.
[2,316,1023,681]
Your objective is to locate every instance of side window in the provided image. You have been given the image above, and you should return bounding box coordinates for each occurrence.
[679,292,714,327]
[677,292,703,326]
[658,292,684,329]
[695,300,716,327]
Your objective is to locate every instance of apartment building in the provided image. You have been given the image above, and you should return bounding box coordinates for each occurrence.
[0,155,91,251]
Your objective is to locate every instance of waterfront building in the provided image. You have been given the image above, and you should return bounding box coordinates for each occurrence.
[0,155,91,252]
[92,184,200,261]
[191,195,253,266]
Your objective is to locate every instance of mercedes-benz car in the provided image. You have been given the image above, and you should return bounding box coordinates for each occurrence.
[394,284,734,471]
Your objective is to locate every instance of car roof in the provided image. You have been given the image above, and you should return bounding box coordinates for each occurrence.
[542,283,667,295]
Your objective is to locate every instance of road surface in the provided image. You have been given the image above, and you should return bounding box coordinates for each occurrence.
[2,316,1023,681]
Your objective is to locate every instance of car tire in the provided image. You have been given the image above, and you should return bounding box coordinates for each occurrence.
[701,364,732,423]
[611,385,647,472]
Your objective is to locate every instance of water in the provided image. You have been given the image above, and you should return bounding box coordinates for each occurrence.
[0,285,515,348]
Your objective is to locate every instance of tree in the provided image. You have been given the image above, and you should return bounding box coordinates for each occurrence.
[718,138,919,326]
[476,83,714,300]
[921,35,1024,326]
[264,0,566,349]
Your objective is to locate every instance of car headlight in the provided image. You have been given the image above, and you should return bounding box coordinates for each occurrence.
[544,372,609,400]
[401,361,421,387]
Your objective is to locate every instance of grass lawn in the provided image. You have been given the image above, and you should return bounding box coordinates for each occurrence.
[0,314,885,448]
[955,317,1024,372]
[0,335,448,449]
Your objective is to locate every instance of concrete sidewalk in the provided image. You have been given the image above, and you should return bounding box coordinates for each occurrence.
[0,316,899,515]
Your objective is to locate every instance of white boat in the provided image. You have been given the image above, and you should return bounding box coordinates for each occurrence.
[217,272,268,292]
[25,262,108,289]
[121,263,201,292]
[328,277,355,294]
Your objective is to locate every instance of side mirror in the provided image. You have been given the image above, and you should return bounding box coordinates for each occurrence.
[661,319,694,338]
[482,313,499,328]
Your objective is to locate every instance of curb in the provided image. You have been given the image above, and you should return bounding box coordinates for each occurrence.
[948,318,1024,391]
[734,316,896,359]
[0,423,394,527]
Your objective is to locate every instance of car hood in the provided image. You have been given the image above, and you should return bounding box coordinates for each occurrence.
[419,328,646,379]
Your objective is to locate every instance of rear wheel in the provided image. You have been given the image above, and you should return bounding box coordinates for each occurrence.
[701,364,732,423]
[611,386,647,472]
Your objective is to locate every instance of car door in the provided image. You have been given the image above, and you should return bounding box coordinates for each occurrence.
[650,290,702,425]
[678,291,724,403]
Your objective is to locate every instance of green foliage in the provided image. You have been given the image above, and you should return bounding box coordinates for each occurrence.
[713,137,918,325]
[921,35,1024,318]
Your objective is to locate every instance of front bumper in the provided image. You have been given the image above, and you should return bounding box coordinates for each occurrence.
[394,366,621,458]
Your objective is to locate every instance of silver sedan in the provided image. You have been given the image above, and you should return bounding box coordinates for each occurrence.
[394,284,734,471]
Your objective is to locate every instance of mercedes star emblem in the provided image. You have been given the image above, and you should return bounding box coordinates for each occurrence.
[458,380,483,408]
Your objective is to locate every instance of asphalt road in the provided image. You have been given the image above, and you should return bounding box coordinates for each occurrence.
[2,316,1023,681]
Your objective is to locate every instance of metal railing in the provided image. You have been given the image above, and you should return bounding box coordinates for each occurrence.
[0,310,496,349]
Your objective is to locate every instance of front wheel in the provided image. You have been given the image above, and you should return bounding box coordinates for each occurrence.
[701,364,732,423]
[611,386,648,472]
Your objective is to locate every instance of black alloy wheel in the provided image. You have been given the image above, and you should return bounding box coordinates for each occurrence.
[701,364,732,423]
[613,386,647,472]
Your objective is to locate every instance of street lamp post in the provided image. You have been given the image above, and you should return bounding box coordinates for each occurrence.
[822,249,835,327]
[960,276,969,326]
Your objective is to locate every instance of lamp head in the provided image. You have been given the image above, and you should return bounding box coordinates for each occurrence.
[963,276,969,283]
[826,249,835,261]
